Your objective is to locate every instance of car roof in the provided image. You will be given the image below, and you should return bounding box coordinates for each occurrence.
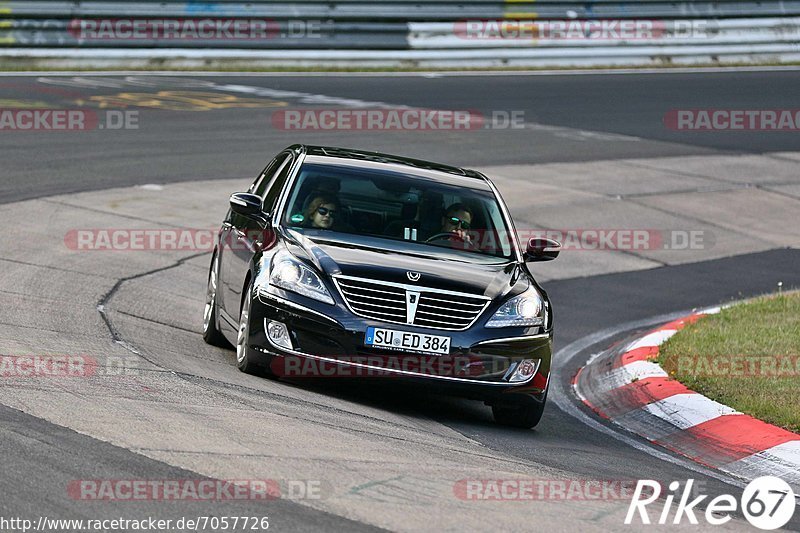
[295,145,490,188]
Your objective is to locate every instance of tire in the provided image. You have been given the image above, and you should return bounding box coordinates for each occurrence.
[202,253,228,347]
[235,280,260,375]
[491,390,548,429]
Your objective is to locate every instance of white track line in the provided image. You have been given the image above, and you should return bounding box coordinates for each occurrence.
[593,361,669,394]
[725,441,800,487]
[626,329,678,351]
[641,393,739,430]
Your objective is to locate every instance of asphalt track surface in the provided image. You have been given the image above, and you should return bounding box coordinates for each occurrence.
[2,71,800,531]
[3,69,800,204]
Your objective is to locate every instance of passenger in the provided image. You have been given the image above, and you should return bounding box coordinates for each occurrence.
[303,194,339,230]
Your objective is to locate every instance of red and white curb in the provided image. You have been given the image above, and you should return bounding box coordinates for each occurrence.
[574,308,800,493]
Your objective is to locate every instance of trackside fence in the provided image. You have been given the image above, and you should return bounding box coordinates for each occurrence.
[2,1,799,67]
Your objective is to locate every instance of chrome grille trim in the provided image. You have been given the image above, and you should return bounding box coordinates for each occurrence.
[333,274,490,331]
[351,308,406,320]
[350,300,405,312]
[414,316,474,328]
[340,283,405,297]
[340,289,406,306]
[420,294,486,307]
[415,310,471,321]
[416,302,477,315]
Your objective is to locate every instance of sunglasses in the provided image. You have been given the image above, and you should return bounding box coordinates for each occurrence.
[446,216,471,230]
[317,206,337,217]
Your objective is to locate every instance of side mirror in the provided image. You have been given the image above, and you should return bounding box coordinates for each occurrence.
[230,192,266,219]
[524,237,561,262]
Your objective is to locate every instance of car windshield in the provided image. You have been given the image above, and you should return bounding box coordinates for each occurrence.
[281,162,515,259]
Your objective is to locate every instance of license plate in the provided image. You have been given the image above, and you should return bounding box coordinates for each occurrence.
[365,327,450,355]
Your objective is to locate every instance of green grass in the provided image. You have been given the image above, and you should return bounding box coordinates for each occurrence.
[658,292,800,433]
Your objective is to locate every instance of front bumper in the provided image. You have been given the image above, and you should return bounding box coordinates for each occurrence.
[249,286,552,404]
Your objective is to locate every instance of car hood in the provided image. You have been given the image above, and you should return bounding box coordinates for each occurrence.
[283,230,524,299]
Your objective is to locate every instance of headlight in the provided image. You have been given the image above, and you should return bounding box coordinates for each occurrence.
[263,255,334,305]
[486,287,545,328]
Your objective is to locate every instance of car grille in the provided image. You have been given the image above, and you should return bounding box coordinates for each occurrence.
[333,275,490,331]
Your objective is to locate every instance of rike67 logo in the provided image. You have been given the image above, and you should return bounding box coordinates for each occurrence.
[626,477,796,530]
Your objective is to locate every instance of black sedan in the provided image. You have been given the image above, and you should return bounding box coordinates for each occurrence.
[203,145,560,428]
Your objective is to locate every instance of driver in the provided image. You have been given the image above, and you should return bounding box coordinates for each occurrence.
[439,203,473,243]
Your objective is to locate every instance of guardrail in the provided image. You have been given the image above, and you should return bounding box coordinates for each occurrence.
[5,1,800,19]
[2,1,800,67]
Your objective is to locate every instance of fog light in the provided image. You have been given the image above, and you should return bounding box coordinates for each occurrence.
[266,320,293,350]
[509,359,539,383]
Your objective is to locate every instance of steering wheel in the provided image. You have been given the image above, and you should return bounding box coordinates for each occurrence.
[425,232,467,243]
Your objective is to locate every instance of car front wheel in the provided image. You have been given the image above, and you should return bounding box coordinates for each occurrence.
[202,253,228,347]
[236,281,260,375]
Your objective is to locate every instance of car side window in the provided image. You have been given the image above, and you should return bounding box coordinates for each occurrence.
[260,153,294,214]
[249,157,280,195]
[250,154,283,195]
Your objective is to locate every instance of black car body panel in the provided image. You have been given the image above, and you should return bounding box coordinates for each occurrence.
[206,145,558,425]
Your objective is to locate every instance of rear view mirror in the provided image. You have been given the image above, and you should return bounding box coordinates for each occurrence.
[524,237,561,262]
